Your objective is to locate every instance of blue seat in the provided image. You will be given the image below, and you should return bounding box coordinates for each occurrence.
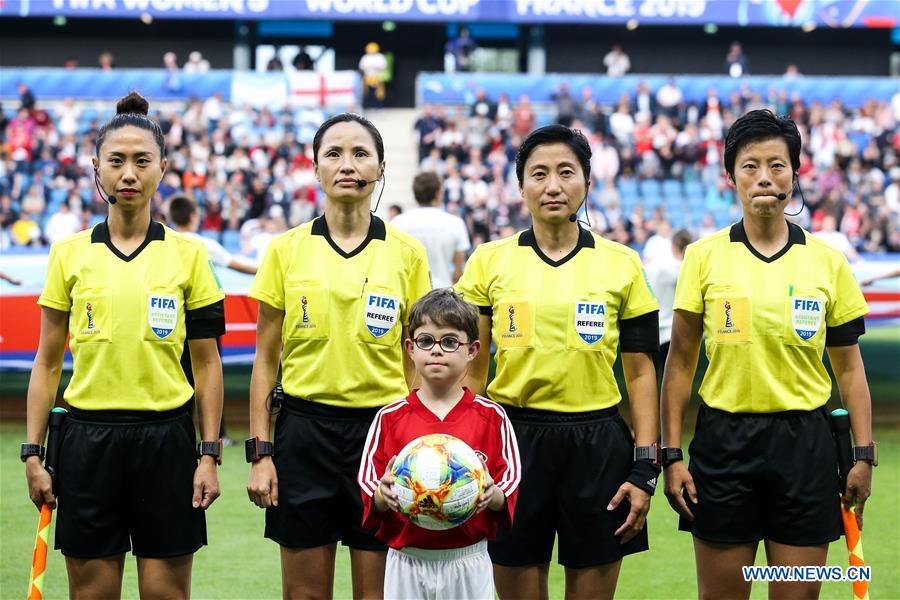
[638,178,661,199]
[618,177,639,198]
[662,179,682,199]
[222,229,241,252]
[684,180,704,200]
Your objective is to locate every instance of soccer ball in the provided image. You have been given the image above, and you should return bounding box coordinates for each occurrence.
[391,433,485,530]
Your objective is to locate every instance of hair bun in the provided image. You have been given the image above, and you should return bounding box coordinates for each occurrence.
[116,91,150,116]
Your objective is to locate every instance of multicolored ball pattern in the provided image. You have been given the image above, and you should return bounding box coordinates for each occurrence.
[391,433,485,530]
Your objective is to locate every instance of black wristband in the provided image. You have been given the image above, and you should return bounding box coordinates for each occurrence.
[660,447,684,467]
[20,443,45,462]
[245,437,274,463]
[626,459,661,496]
[198,440,222,465]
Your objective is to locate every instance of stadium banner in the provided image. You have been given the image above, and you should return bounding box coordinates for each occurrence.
[288,71,359,109]
[2,0,897,27]
[1,251,897,369]
[0,68,361,107]
[230,71,289,109]
[417,73,900,108]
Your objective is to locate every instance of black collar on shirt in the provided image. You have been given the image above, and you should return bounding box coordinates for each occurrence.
[91,219,165,262]
[518,226,595,267]
[730,219,805,263]
[311,215,386,259]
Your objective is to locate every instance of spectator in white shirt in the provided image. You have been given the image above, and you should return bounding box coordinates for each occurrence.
[643,228,692,373]
[814,213,859,262]
[168,194,257,275]
[603,44,631,77]
[390,171,471,288]
[44,200,82,244]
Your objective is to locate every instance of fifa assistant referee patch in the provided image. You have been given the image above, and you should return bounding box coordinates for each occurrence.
[574,301,606,344]
[365,291,399,337]
[790,296,824,341]
[148,294,178,339]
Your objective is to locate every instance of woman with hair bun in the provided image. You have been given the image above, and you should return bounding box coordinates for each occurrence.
[24,91,226,598]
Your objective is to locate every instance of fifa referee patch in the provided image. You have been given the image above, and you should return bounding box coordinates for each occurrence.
[149,294,178,339]
[365,292,399,337]
[574,301,606,344]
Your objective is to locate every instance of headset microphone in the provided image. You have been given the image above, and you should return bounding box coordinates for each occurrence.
[93,172,117,205]
[569,213,578,222]
[356,178,380,188]
[776,192,787,201]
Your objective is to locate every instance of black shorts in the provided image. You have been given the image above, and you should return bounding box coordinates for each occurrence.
[265,397,387,552]
[679,403,842,546]
[55,405,206,559]
[488,405,649,569]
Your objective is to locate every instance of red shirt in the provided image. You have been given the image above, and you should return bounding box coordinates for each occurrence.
[358,388,520,550]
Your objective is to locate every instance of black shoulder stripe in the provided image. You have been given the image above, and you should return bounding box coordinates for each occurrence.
[185,299,225,339]
[825,316,865,347]
[620,310,660,353]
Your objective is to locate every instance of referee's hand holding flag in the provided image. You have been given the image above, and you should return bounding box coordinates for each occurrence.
[26,459,56,511]
[845,460,872,530]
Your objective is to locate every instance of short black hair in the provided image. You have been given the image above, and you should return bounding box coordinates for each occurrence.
[672,228,693,254]
[515,124,591,188]
[312,112,384,164]
[168,194,197,227]
[96,91,166,158]
[723,109,801,179]
[408,288,479,344]
[412,171,442,205]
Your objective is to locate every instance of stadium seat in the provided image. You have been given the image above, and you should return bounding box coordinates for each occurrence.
[661,179,682,199]
[638,178,661,199]
[618,177,639,198]
[222,230,241,252]
[683,180,704,200]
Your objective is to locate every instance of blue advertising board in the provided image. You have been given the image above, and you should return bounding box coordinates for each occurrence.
[2,0,897,27]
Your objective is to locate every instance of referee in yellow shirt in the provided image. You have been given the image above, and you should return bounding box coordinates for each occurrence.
[246,113,431,599]
[24,92,225,599]
[662,109,874,600]
[456,125,661,600]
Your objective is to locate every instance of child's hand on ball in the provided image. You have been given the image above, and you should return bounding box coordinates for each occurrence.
[375,456,400,513]
[476,459,505,513]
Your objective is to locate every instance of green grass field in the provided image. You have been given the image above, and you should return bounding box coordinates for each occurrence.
[2,422,898,599]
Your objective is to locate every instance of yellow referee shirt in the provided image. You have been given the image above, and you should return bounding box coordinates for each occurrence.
[250,216,431,408]
[456,227,659,413]
[38,221,225,411]
[674,221,869,413]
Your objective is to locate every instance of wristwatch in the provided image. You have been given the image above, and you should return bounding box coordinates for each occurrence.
[198,440,223,465]
[633,443,658,465]
[245,437,274,463]
[853,442,877,466]
[660,447,684,467]
[20,443,45,462]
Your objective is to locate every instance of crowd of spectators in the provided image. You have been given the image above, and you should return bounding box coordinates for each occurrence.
[412,81,900,257]
[2,80,899,262]
[0,90,328,256]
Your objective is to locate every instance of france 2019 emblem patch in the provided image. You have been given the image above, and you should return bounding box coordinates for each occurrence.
[364,292,399,338]
[791,297,823,341]
[149,295,178,339]
[574,301,606,344]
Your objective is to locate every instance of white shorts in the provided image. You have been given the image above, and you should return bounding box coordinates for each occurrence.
[384,540,494,600]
